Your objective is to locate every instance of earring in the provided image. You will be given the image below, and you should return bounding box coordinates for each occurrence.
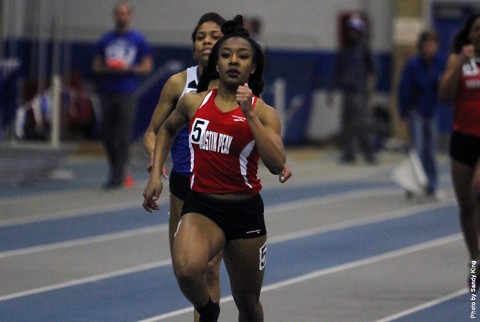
[216,65,219,72]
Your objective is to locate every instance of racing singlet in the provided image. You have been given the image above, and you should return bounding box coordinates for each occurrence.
[171,66,199,174]
[453,59,480,137]
[189,89,262,194]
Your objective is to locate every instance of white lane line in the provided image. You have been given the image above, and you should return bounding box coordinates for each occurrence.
[0,225,168,259]
[0,200,165,228]
[138,234,463,321]
[263,235,461,291]
[373,288,468,322]
[0,184,399,228]
[0,186,456,304]
[0,217,460,304]
[267,193,455,244]
[0,188,454,259]
[0,260,171,302]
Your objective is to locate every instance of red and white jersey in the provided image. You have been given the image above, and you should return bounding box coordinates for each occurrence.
[189,89,262,194]
[453,59,480,137]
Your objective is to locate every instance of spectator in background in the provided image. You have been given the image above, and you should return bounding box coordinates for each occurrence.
[398,30,446,200]
[92,1,153,189]
[244,16,263,44]
[327,13,377,165]
[244,16,268,65]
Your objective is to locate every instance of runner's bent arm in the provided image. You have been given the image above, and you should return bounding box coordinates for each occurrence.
[439,54,464,102]
[143,73,185,167]
[439,45,474,102]
[253,103,286,175]
[143,94,193,212]
[237,84,285,175]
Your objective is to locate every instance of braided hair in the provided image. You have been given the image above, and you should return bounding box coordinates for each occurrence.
[451,13,480,54]
[191,12,225,43]
[197,15,265,96]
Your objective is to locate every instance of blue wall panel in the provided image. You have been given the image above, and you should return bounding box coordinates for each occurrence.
[2,40,392,144]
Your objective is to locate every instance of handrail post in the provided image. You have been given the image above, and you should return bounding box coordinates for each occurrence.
[50,74,61,148]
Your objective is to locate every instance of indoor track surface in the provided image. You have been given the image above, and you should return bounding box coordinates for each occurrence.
[0,143,474,322]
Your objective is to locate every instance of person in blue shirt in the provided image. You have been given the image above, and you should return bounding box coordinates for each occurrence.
[92,1,153,189]
[398,30,446,199]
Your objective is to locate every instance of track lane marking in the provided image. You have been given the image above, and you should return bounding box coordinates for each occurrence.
[0,188,454,258]
[373,288,468,322]
[139,234,463,321]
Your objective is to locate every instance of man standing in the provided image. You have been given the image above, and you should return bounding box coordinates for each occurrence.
[327,13,377,165]
[92,1,153,189]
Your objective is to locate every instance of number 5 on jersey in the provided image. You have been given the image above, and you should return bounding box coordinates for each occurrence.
[190,118,209,144]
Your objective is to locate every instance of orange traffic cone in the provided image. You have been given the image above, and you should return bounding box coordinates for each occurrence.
[124,174,135,188]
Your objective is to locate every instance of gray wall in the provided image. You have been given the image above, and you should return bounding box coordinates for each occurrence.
[1,0,393,51]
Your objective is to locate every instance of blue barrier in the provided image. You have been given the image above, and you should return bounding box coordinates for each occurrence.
[3,40,396,144]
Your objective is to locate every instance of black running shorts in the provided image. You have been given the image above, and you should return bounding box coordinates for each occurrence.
[449,131,480,168]
[169,170,191,201]
[181,191,266,241]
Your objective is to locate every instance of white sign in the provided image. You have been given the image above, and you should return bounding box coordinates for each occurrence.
[393,17,425,46]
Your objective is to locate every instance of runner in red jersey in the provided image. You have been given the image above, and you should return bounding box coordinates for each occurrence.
[189,88,262,194]
[451,58,480,137]
[439,12,480,288]
[143,15,288,322]
[142,13,225,322]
